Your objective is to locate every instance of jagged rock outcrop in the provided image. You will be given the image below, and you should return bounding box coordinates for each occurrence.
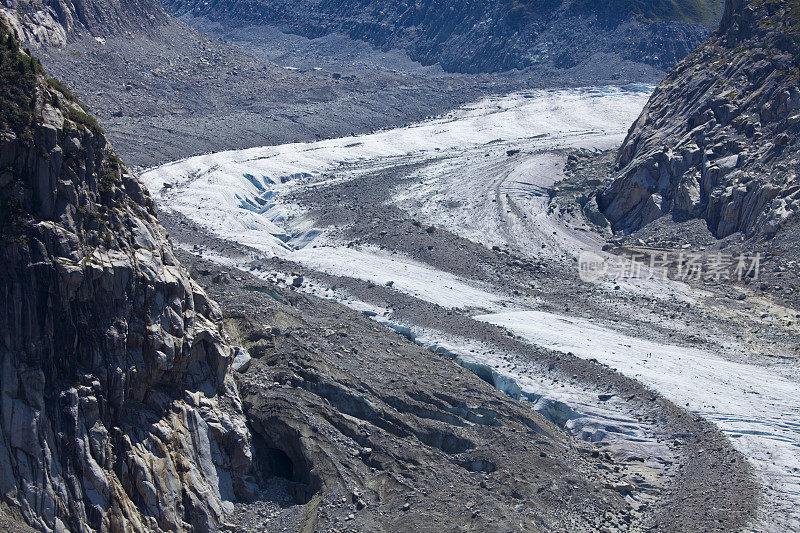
[0,0,167,46]
[164,0,717,75]
[599,0,800,239]
[0,19,253,532]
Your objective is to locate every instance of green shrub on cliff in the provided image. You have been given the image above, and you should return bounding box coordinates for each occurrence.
[0,23,43,139]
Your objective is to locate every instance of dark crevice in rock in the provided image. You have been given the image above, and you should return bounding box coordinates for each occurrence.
[416,430,475,455]
[250,421,318,504]
[457,458,498,474]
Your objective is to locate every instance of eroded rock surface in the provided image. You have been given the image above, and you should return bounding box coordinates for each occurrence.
[184,256,641,533]
[600,0,800,239]
[0,20,253,532]
[0,0,168,46]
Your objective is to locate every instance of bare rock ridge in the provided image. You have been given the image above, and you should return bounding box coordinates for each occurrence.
[599,0,800,239]
[163,0,718,75]
[0,18,254,531]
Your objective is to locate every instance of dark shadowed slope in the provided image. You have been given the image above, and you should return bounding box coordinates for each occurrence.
[164,0,719,75]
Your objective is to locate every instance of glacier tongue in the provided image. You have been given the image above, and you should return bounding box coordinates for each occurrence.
[140,86,652,257]
[141,84,799,530]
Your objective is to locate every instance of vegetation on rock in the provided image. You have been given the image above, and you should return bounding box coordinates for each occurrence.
[0,22,42,138]
[571,0,720,24]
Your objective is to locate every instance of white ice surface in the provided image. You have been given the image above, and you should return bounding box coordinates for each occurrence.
[141,86,652,256]
[477,310,800,531]
[400,326,674,465]
[290,245,514,312]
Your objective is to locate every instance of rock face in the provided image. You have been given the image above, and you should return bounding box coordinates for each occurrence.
[0,19,253,532]
[164,0,717,75]
[599,0,800,239]
[0,0,167,46]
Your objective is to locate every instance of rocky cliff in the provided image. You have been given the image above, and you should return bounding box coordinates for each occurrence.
[163,0,718,75]
[599,0,800,239]
[0,0,167,46]
[0,18,254,532]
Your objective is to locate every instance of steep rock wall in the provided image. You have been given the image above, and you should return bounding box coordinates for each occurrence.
[599,0,800,238]
[0,0,167,45]
[0,20,253,532]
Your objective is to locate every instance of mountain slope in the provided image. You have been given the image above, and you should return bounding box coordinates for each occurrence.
[2,0,524,170]
[0,0,167,45]
[0,16,665,533]
[0,17,254,531]
[599,0,800,238]
[163,0,719,75]
[571,0,718,24]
